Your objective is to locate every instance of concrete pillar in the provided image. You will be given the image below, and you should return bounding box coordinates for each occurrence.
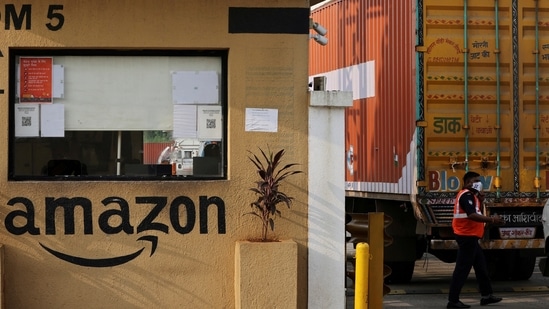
[308,91,353,309]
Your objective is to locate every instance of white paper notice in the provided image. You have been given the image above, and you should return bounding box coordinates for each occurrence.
[197,105,222,140]
[245,108,278,132]
[53,65,65,98]
[173,104,197,139]
[41,103,65,137]
[15,104,40,137]
[172,71,219,104]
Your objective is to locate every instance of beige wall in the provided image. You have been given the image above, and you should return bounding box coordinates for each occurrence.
[0,1,310,308]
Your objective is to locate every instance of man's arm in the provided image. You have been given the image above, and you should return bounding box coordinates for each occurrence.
[468,212,505,224]
[460,193,505,224]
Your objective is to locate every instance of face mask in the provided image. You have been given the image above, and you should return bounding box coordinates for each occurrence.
[472,181,483,192]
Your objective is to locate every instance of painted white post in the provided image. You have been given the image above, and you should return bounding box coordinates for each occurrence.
[308,91,353,309]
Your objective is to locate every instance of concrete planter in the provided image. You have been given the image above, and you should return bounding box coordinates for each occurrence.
[234,240,298,309]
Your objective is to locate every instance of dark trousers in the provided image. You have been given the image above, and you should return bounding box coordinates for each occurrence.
[448,235,493,302]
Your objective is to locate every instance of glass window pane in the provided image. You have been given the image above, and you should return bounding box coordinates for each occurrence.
[9,50,226,180]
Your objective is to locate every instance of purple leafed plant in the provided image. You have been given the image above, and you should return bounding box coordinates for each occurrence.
[247,148,302,241]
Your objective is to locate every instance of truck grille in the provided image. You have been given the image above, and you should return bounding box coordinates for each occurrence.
[428,204,454,225]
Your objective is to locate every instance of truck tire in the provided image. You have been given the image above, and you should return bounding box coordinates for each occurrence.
[485,250,535,280]
[510,255,536,280]
[485,250,514,280]
[384,261,415,284]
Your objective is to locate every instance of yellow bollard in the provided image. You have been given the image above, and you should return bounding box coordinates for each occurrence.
[354,242,369,309]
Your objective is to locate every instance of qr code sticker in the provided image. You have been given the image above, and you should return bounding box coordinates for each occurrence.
[22,117,32,127]
[206,119,216,129]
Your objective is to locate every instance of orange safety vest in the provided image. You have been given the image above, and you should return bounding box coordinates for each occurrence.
[452,188,484,238]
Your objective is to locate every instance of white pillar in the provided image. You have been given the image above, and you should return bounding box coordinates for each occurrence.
[308,91,353,309]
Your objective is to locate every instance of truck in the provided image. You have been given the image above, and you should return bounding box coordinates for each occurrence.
[310,0,549,283]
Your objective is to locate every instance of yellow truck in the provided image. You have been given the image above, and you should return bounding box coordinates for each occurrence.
[310,0,549,282]
[418,0,549,281]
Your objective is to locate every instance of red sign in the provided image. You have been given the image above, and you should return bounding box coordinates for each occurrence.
[20,57,53,103]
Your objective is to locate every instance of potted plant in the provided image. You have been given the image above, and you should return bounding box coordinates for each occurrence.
[235,147,303,309]
[246,147,302,241]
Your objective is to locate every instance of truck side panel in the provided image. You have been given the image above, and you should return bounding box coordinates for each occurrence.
[422,0,514,193]
[309,0,416,195]
[422,0,549,196]
[310,0,421,283]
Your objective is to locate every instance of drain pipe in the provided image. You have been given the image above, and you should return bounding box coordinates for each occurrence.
[494,0,502,199]
[463,0,470,172]
[535,0,541,199]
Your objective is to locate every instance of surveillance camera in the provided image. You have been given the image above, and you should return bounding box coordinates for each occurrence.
[312,34,328,46]
[312,22,327,36]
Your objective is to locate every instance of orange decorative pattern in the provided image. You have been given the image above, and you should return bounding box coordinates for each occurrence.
[427,76,494,81]
[426,94,464,100]
[425,94,496,100]
[467,19,494,26]
[427,75,463,81]
[468,76,494,81]
[426,19,463,25]
[468,94,495,100]
[426,19,494,26]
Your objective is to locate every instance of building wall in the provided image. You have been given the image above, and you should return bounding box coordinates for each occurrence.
[0,1,310,308]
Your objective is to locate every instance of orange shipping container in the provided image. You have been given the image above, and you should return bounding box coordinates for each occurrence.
[310,0,416,195]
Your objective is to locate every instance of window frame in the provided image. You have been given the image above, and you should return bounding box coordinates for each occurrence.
[8,48,228,181]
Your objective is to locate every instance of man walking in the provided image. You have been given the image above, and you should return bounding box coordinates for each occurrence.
[447,171,505,308]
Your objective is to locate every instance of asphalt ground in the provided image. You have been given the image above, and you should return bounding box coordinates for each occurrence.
[345,254,549,308]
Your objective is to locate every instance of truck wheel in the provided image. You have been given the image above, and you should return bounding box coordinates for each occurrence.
[485,250,514,280]
[539,257,549,276]
[384,261,415,284]
[510,255,535,280]
[485,250,536,280]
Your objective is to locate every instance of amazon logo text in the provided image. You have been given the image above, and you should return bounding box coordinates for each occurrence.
[4,195,225,267]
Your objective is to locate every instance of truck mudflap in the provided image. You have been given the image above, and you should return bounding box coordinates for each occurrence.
[430,238,545,250]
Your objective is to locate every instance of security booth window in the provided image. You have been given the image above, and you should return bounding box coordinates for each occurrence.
[9,49,227,180]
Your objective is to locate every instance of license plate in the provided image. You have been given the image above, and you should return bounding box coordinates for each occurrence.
[498,227,536,239]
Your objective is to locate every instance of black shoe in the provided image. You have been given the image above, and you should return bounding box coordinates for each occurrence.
[447,301,471,308]
[481,295,502,306]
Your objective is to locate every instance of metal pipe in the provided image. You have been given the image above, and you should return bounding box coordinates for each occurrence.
[495,0,501,199]
[464,0,470,171]
[535,0,541,198]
